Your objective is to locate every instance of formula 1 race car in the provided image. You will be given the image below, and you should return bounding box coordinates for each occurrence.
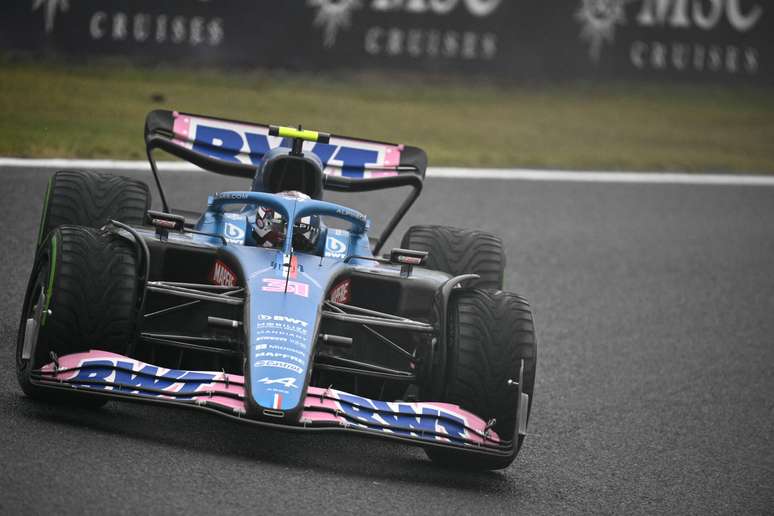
[16,110,537,470]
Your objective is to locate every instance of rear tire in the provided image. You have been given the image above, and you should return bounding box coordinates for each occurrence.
[16,226,140,406]
[37,169,150,246]
[400,225,504,289]
[426,289,537,470]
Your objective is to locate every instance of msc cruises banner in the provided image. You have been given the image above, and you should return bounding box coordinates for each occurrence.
[0,1,771,84]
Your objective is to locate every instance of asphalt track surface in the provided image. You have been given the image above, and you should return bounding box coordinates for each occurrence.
[1,166,772,515]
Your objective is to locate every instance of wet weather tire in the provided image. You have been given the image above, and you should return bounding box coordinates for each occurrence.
[426,288,537,470]
[400,225,504,289]
[37,169,150,247]
[16,226,140,406]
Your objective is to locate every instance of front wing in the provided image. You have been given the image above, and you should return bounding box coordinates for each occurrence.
[30,350,514,458]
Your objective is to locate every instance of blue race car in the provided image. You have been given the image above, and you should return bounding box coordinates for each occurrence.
[16,110,537,470]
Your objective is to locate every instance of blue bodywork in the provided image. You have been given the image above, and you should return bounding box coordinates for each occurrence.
[185,157,378,421]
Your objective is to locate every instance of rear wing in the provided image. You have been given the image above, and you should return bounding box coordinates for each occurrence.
[143,110,427,254]
[145,110,426,179]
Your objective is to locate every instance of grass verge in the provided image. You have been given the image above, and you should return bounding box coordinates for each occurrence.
[1,58,772,172]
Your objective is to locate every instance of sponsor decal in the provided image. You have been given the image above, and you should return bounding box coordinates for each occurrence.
[32,0,68,33]
[210,259,237,287]
[253,316,312,363]
[335,207,367,222]
[575,0,763,75]
[256,314,309,328]
[254,351,304,365]
[575,0,631,62]
[254,360,304,374]
[224,222,245,244]
[215,192,249,200]
[32,0,224,46]
[325,235,348,259]
[334,391,468,443]
[258,377,299,389]
[256,343,306,356]
[261,278,310,298]
[307,0,361,47]
[185,118,398,178]
[329,278,351,304]
[307,0,502,60]
[70,359,217,396]
[258,336,307,351]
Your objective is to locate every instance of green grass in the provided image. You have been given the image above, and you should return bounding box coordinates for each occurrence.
[1,59,773,172]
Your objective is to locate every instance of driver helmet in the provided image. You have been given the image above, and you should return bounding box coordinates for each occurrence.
[252,191,321,252]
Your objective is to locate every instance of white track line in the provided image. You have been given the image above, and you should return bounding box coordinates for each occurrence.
[428,167,774,186]
[1,157,773,186]
[0,158,196,171]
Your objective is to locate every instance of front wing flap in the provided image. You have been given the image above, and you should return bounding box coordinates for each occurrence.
[30,351,513,457]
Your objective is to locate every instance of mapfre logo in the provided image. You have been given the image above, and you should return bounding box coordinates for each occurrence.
[308,0,503,47]
[211,259,237,287]
[258,376,298,389]
[575,0,763,74]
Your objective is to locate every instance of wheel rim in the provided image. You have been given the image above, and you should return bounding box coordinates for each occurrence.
[16,255,49,372]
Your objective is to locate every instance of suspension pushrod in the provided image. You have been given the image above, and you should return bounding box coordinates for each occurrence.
[321,311,433,332]
[146,284,244,305]
[140,334,241,358]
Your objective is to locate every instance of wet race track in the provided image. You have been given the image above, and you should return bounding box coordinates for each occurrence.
[1,167,772,514]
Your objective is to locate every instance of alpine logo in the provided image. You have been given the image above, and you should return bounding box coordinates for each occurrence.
[258,377,299,389]
[211,260,237,287]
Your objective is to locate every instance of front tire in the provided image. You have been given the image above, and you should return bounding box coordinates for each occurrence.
[16,226,140,405]
[400,225,505,289]
[37,169,150,247]
[426,289,537,470]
